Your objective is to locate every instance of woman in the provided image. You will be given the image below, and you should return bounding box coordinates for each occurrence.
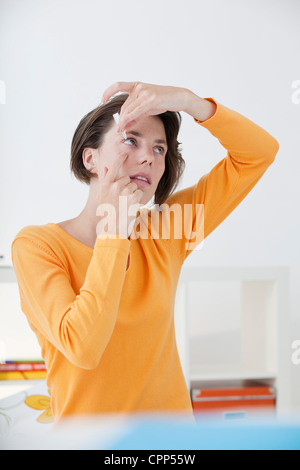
[11,82,279,422]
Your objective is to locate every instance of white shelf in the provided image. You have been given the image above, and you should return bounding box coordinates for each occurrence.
[174,266,291,414]
[190,368,277,382]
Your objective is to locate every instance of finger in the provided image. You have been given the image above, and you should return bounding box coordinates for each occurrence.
[119,92,153,130]
[118,85,140,117]
[116,175,133,189]
[106,153,128,182]
[102,81,137,104]
[119,105,148,131]
[118,182,138,194]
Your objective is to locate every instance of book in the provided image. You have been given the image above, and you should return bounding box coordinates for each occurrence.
[0,361,46,372]
[0,361,47,380]
[0,371,47,380]
[191,385,276,419]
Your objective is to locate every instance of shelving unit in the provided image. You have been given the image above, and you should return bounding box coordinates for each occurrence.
[174,266,291,415]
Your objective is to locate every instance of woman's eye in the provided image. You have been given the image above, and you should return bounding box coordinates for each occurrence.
[124,138,136,146]
[123,138,165,156]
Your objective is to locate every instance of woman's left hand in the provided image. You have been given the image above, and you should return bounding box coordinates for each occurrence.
[101,81,190,132]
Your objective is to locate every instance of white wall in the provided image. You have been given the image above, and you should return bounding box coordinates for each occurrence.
[0,0,299,407]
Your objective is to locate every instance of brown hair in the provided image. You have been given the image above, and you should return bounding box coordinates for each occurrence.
[70,93,185,205]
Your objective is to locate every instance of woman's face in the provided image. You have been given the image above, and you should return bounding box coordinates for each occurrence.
[94,115,168,206]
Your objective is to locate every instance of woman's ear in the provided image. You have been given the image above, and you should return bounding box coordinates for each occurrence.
[82,148,98,176]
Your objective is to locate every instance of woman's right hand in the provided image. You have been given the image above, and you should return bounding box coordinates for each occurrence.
[96,153,144,239]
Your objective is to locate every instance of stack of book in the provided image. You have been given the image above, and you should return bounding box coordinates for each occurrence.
[191,385,276,420]
[0,361,47,380]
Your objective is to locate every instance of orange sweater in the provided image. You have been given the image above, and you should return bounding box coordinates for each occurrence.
[11,99,279,421]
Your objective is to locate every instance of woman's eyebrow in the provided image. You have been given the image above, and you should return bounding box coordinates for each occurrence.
[127,130,167,146]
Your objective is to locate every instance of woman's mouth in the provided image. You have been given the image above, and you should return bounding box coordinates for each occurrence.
[130,176,151,187]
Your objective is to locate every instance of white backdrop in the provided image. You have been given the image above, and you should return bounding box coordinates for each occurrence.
[0,0,299,408]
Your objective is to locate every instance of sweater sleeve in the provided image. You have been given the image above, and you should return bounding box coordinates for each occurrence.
[11,234,131,370]
[164,98,279,260]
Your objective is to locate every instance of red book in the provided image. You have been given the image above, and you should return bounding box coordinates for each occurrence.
[191,386,276,418]
[0,362,46,372]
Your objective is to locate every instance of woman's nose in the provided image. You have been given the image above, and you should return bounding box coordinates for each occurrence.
[137,145,155,165]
